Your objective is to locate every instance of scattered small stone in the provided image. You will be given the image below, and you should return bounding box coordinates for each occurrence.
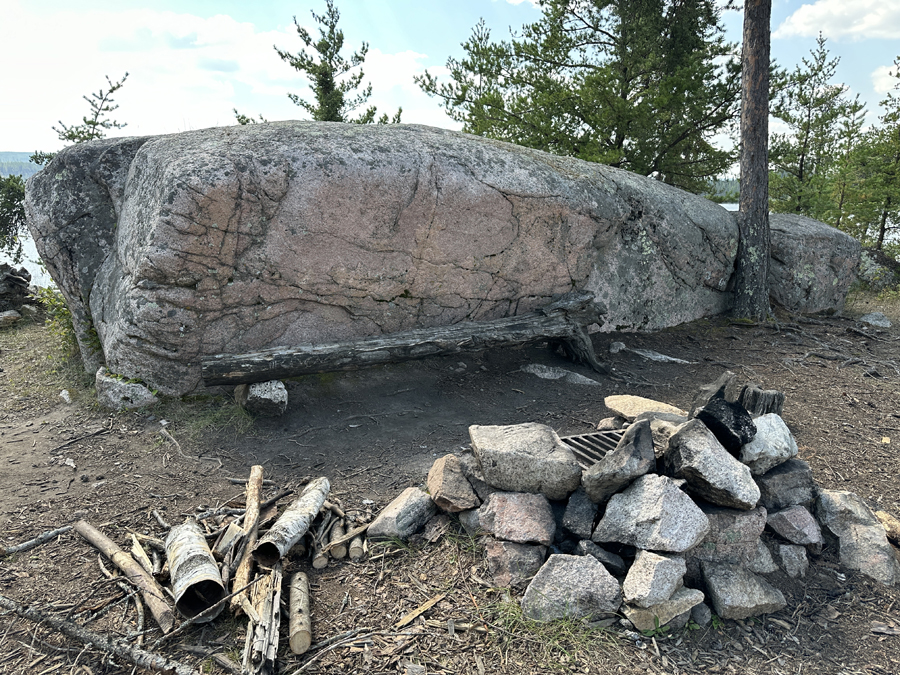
[521,554,622,621]
[59,390,72,404]
[691,602,713,628]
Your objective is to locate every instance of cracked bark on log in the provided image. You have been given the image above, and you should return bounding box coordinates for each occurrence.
[201,291,608,386]
[253,478,330,567]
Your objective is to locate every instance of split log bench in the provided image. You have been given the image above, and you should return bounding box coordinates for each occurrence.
[201,291,609,387]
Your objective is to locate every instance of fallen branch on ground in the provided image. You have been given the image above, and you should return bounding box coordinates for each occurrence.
[0,525,72,557]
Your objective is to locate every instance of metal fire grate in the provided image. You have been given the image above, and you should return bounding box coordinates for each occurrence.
[560,430,625,469]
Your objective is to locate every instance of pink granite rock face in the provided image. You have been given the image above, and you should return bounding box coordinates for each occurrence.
[26,123,741,395]
[477,492,556,546]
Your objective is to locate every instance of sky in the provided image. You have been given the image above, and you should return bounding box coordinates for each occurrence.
[1,0,899,154]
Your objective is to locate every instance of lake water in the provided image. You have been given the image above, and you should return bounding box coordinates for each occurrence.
[1,234,55,287]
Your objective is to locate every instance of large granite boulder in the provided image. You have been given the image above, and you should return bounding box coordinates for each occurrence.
[768,213,860,313]
[26,123,741,395]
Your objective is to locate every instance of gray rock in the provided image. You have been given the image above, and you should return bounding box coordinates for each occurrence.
[665,419,760,510]
[691,602,713,628]
[739,414,798,475]
[701,562,787,620]
[575,540,628,576]
[747,539,779,574]
[483,536,547,588]
[623,551,686,608]
[691,397,756,456]
[477,492,556,546]
[458,508,481,536]
[688,505,767,565]
[582,419,655,503]
[469,423,581,500]
[689,371,737,417]
[769,213,861,314]
[28,125,741,394]
[521,554,622,621]
[756,459,816,510]
[737,384,785,418]
[367,487,436,541]
[0,264,32,313]
[857,248,900,291]
[767,505,823,554]
[0,310,21,328]
[596,416,628,431]
[776,544,809,578]
[456,453,496,502]
[561,488,598,540]
[592,474,710,553]
[622,587,705,632]
[234,381,288,417]
[666,610,692,631]
[634,411,689,458]
[860,312,892,328]
[817,489,897,586]
[605,395,687,422]
[95,367,158,410]
[426,454,480,513]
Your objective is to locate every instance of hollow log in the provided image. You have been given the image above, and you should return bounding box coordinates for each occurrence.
[230,465,264,613]
[288,572,312,655]
[165,520,226,621]
[72,520,174,633]
[253,477,330,566]
[201,291,607,386]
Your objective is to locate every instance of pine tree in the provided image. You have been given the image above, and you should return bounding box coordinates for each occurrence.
[416,0,740,193]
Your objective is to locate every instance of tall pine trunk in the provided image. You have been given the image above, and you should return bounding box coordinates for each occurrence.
[733,0,772,320]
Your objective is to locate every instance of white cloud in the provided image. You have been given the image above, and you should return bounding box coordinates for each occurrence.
[498,0,541,7]
[872,64,899,95]
[774,0,900,40]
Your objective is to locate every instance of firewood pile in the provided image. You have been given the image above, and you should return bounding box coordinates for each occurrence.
[0,468,378,675]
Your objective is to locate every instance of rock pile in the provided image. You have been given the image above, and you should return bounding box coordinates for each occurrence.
[368,372,900,631]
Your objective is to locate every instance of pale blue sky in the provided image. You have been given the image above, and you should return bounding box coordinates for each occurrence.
[1,0,898,153]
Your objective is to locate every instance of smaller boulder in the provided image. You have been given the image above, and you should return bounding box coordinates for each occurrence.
[688,505,767,565]
[739,414,798,475]
[235,381,288,417]
[367,487,436,541]
[665,419,760,510]
[767,505,823,553]
[484,537,547,588]
[469,423,581,499]
[582,420,655,503]
[0,309,21,328]
[561,488,598,540]
[427,455,480,513]
[691,602,713,628]
[860,312,892,328]
[521,554,622,621]
[776,544,809,578]
[691,397,756,456]
[477,492,556,546]
[622,587,705,633]
[95,367,158,410]
[701,562,787,620]
[623,551,686,608]
[756,459,816,510]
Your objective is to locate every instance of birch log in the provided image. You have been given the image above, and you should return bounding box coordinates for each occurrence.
[348,535,365,562]
[230,465,264,613]
[165,520,226,621]
[329,521,347,560]
[252,477,330,566]
[288,572,312,654]
[72,520,174,633]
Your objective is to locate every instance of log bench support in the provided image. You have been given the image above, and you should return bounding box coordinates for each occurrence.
[201,291,608,387]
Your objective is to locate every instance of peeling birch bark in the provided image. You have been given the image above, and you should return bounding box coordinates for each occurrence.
[253,477,330,566]
[165,519,226,621]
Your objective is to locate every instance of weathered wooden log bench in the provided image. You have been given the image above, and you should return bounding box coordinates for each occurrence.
[201,291,609,387]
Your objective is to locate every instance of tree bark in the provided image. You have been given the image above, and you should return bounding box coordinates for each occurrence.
[230,465,264,613]
[733,0,772,320]
[253,477,331,566]
[201,292,607,386]
[288,572,313,655]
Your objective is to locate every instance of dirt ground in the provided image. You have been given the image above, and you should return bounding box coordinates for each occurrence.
[2,289,900,675]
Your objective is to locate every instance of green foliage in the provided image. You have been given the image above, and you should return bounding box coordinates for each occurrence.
[416,0,740,193]
[35,287,78,356]
[769,35,866,219]
[641,615,671,638]
[0,174,26,263]
[263,0,402,125]
[233,109,268,125]
[55,73,129,144]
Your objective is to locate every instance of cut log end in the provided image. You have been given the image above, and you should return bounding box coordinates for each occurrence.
[252,542,281,568]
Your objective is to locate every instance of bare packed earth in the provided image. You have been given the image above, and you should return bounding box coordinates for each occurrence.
[2,290,900,675]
